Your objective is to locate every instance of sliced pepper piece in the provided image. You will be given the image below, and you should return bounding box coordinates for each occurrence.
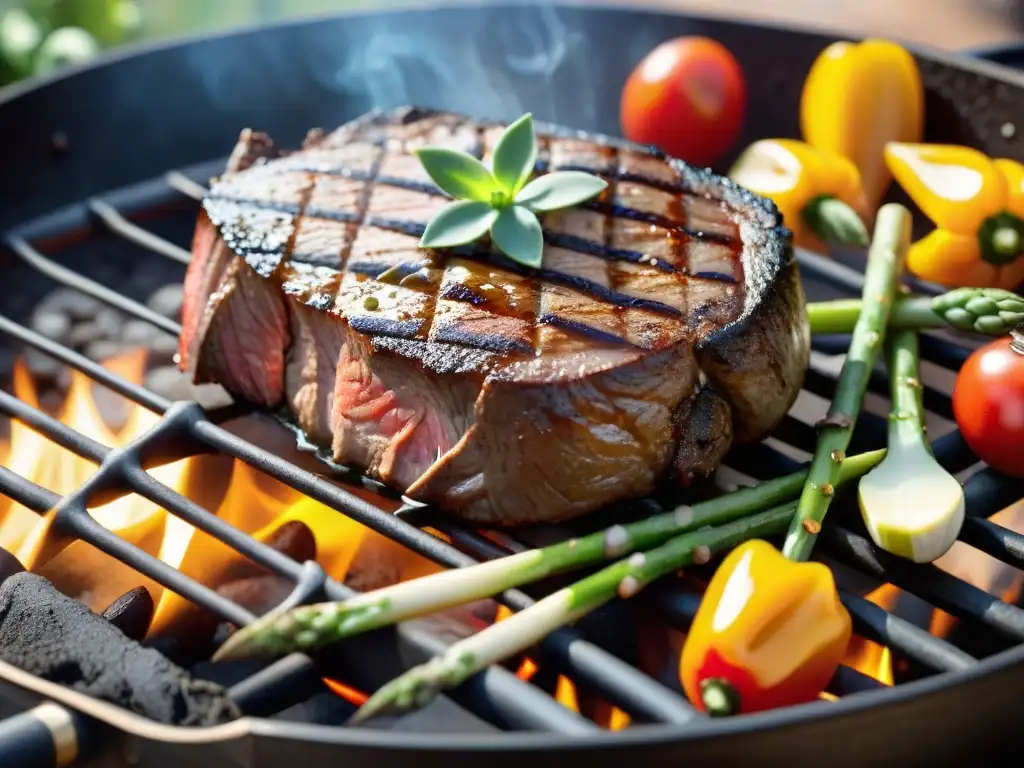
[730,139,868,252]
[679,539,852,715]
[801,39,923,208]
[885,143,1024,290]
[994,158,1024,220]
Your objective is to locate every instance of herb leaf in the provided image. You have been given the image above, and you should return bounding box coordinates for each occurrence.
[516,171,608,212]
[414,148,499,202]
[414,113,606,268]
[490,206,544,268]
[419,201,499,249]
[491,113,537,195]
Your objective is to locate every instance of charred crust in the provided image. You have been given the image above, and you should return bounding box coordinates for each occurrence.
[394,105,447,124]
[226,128,281,174]
[671,384,733,486]
[302,128,327,149]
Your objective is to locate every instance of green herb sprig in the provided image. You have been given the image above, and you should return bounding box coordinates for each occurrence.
[415,113,608,267]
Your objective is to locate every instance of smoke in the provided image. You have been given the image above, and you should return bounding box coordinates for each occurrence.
[170,3,640,152]
[325,4,597,127]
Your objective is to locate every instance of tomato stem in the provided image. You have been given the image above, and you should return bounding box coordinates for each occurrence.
[1010,324,1024,356]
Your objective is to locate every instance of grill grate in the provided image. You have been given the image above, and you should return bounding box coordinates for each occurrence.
[0,155,1022,738]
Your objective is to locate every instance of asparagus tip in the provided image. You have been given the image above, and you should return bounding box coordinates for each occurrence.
[349,665,443,726]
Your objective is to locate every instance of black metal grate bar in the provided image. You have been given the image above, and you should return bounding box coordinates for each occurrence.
[824,524,1024,642]
[0,388,110,461]
[190,416,700,724]
[0,314,171,413]
[0,391,597,734]
[87,200,193,265]
[0,159,1020,738]
[794,248,866,291]
[0,467,57,513]
[960,517,1024,571]
[0,315,699,725]
[835,591,976,671]
[164,171,209,202]
[0,298,700,724]
[388,466,982,683]
[804,362,954,422]
[827,665,884,696]
[0,471,597,734]
[740,446,1024,641]
[5,237,182,337]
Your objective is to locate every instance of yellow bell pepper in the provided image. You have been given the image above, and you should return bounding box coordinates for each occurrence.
[679,539,851,715]
[801,39,924,208]
[885,142,1024,290]
[730,139,869,252]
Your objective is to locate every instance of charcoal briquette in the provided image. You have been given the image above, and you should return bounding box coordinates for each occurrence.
[93,308,124,339]
[144,365,191,399]
[39,288,102,323]
[67,321,103,349]
[121,319,159,347]
[23,347,65,382]
[85,340,125,363]
[100,586,155,642]
[30,310,70,342]
[147,332,180,364]
[0,573,239,726]
[0,548,25,585]
[146,284,184,320]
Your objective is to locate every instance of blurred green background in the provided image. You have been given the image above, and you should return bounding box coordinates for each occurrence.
[0,0,425,86]
[1,0,1017,89]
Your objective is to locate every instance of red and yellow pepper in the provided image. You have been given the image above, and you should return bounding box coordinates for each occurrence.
[801,39,924,209]
[680,539,851,715]
[730,139,869,252]
[885,143,1024,290]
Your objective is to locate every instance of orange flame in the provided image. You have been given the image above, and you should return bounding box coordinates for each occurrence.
[842,583,899,686]
[323,678,369,707]
[492,605,631,729]
[0,350,436,708]
[4,351,185,610]
[930,499,1024,639]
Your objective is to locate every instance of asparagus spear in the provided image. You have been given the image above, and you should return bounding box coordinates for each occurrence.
[807,287,1024,336]
[782,203,912,562]
[857,330,965,562]
[350,502,798,724]
[214,452,884,662]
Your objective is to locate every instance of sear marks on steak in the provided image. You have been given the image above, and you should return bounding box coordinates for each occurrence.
[180,107,808,525]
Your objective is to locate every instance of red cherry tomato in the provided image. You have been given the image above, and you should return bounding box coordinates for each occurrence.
[620,36,747,168]
[952,336,1024,477]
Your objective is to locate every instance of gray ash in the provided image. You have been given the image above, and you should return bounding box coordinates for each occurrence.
[0,572,239,726]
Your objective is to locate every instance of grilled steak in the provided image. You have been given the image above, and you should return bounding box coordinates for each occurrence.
[180,108,808,525]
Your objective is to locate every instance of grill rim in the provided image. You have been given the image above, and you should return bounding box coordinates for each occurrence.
[0,3,1022,755]
[2,640,1022,752]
